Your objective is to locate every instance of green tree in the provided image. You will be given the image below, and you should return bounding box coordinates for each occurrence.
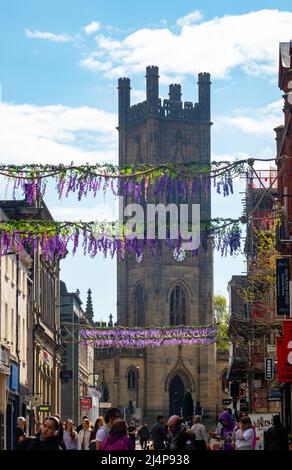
[214,294,230,351]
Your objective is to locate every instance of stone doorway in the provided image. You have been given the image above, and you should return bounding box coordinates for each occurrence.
[169,375,185,417]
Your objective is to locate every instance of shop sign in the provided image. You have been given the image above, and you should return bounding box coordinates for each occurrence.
[81,397,92,408]
[265,358,274,380]
[249,413,279,450]
[38,404,52,413]
[60,370,72,379]
[277,321,292,382]
[221,399,232,406]
[276,258,290,315]
[99,402,112,408]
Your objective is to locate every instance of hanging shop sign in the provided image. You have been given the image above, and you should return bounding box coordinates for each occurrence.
[38,404,52,413]
[221,399,232,407]
[265,358,274,381]
[276,258,290,315]
[276,326,292,383]
[60,370,73,379]
[80,397,92,409]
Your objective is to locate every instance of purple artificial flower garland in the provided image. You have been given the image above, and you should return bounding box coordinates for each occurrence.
[78,325,217,348]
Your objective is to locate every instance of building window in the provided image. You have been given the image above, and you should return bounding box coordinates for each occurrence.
[170,285,187,325]
[134,284,145,326]
[127,369,136,390]
[102,383,109,402]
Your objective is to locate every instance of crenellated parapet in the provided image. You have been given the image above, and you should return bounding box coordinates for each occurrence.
[118,66,210,126]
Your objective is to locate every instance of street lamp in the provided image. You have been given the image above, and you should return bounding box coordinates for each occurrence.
[136,366,140,409]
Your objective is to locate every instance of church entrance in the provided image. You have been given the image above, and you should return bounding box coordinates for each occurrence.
[169,375,185,417]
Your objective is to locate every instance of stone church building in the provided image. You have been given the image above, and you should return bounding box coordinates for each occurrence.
[96,66,216,426]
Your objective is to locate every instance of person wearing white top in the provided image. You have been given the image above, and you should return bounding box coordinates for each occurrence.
[78,419,92,450]
[191,416,208,450]
[235,417,254,450]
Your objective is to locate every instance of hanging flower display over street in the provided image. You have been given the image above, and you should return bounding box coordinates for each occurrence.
[0,218,242,260]
[0,160,247,203]
[78,325,217,348]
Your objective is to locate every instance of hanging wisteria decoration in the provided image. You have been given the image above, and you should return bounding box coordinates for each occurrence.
[79,325,217,348]
[0,160,246,204]
[0,218,242,260]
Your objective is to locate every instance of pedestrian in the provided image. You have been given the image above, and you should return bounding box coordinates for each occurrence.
[218,410,235,450]
[15,417,27,449]
[191,415,208,450]
[63,419,78,450]
[95,407,121,449]
[235,417,254,450]
[51,413,66,450]
[138,423,150,450]
[90,416,105,441]
[151,415,167,451]
[231,412,256,449]
[167,415,197,450]
[194,401,203,416]
[100,419,135,451]
[19,416,63,450]
[76,415,89,433]
[78,418,91,450]
[127,421,137,448]
[266,415,289,450]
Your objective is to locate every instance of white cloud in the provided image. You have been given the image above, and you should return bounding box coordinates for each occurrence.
[0,103,118,165]
[176,10,203,27]
[216,99,283,136]
[80,9,292,80]
[25,29,73,43]
[79,57,112,72]
[131,89,145,104]
[84,21,100,35]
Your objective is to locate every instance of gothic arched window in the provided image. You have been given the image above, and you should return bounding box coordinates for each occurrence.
[134,284,145,326]
[170,285,187,325]
[127,369,136,390]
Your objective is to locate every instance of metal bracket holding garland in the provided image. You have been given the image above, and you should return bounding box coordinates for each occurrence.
[0,159,249,203]
[0,218,243,259]
[78,325,217,348]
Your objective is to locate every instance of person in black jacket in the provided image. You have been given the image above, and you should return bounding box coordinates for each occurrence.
[266,415,289,450]
[151,415,167,450]
[19,416,63,450]
[138,424,150,450]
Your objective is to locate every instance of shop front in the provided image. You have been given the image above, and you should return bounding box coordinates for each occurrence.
[6,362,20,450]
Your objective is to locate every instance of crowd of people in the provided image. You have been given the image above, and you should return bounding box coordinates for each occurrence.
[13,407,289,451]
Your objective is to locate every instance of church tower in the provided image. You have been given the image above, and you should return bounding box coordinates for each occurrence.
[96,66,216,426]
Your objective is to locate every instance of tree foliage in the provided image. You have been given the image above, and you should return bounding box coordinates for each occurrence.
[214,294,230,350]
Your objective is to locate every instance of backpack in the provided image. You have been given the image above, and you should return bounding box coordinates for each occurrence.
[178,430,197,450]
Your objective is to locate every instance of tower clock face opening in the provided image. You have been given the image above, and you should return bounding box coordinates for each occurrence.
[173,248,186,262]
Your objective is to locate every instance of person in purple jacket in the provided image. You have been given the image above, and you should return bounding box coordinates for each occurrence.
[219,411,236,450]
[100,419,135,451]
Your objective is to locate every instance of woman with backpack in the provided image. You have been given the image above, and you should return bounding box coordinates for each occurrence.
[100,419,135,451]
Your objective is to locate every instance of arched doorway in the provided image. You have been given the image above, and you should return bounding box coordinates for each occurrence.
[169,375,185,416]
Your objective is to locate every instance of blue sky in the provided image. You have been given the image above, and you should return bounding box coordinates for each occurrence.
[0,1,291,319]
